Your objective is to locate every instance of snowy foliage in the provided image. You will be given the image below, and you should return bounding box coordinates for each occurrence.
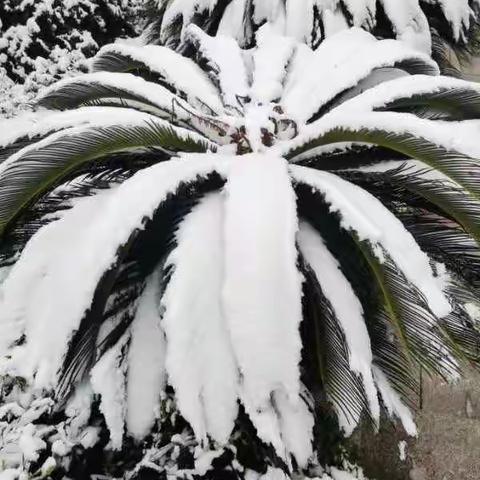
[0,0,144,117]
[1,18,480,480]
[150,0,480,54]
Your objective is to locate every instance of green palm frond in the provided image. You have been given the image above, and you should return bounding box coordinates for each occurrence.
[0,121,213,237]
[283,120,480,207]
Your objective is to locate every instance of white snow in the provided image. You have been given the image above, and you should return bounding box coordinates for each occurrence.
[37,72,202,123]
[298,222,380,429]
[90,337,128,450]
[94,43,224,114]
[379,0,431,53]
[19,424,46,462]
[336,74,480,113]
[0,109,215,187]
[398,440,408,461]
[223,153,310,464]
[250,24,296,104]
[126,272,167,440]
[290,166,452,318]
[217,0,250,45]
[223,153,302,408]
[281,28,438,122]
[160,0,218,41]
[161,192,239,444]
[185,24,249,109]
[0,107,150,150]
[373,366,417,436]
[0,155,231,388]
[435,0,472,41]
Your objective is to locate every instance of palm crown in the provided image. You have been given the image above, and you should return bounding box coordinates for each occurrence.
[1,20,480,478]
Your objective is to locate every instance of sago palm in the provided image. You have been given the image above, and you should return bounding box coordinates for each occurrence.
[1,22,480,480]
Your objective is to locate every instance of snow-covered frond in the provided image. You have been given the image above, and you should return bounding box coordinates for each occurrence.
[0,156,232,389]
[35,72,235,142]
[0,107,144,164]
[295,182,421,407]
[290,166,451,318]
[359,244,458,380]
[440,302,480,363]
[185,24,249,109]
[280,112,480,205]
[161,192,238,444]
[281,28,439,123]
[152,0,478,60]
[126,270,167,440]
[223,153,311,465]
[0,115,215,238]
[372,366,417,437]
[92,43,224,115]
[299,255,368,436]
[338,166,480,254]
[249,24,296,104]
[90,334,129,450]
[298,222,379,433]
[336,74,480,120]
[298,222,379,418]
[37,72,196,122]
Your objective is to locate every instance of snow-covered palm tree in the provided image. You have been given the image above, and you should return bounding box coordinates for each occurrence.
[1,22,480,479]
[149,0,480,74]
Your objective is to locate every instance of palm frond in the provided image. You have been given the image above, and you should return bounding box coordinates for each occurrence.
[57,172,225,403]
[300,255,371,434]
[0,120,214,237]
[92,44,224,115]
[282,115,480,207]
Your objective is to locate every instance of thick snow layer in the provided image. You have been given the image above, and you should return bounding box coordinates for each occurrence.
[436,0,472,41]
[161,192,239,444]
[37,72,200,122]
[217,0,251,44]
[379,0,431,53]
[90,337,128,450]
[126,272,167,440]
[342,0,376,27]
[280,109,480,167]
[0,107,146,150]
[160,0,218,40]
[285,0,314,43]
[19,424,46,462]
[373,366,417,436]
[0,108,215,185]
[290,167,451,318]
[298,222,380,427]
[185,25,249,109]
[337,74,480,113]
[0,156,232,388]
[281,28,438,122]
[223,154,308,462]
[223,153,302,409]
[94,44,224,114]
[250,25,296,104]
[274,390,314,467]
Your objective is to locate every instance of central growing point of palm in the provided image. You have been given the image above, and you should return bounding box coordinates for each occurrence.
[1,20,480,478]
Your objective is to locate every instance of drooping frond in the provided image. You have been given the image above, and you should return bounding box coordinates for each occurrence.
[0,114,214,237]
[149,0,480,67]
[92,43,224,114]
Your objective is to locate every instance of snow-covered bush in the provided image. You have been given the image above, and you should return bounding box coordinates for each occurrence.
[0,0,145,117]
[1,12,480,480]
